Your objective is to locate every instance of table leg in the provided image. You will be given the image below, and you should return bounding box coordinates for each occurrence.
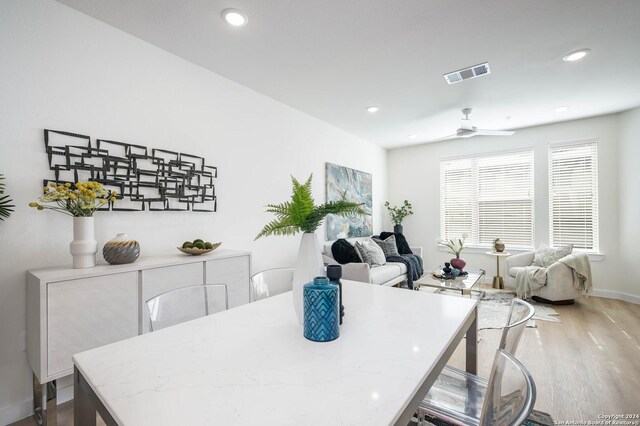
[466,306,478,375]
[74,366,119,426]
[74,367,96,426]
[492,256,504,289]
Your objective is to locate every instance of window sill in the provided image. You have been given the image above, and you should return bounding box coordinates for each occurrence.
[436,245,605,261]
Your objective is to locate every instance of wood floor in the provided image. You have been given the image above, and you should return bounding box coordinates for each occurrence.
[12,295,640,425]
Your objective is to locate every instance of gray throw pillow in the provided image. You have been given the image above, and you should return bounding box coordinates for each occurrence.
[533,243,573,267]
[354,241,374,266]
[365,239,386,265]
[373,235,401,258]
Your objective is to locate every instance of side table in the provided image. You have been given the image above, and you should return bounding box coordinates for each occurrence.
[485,251,510,289]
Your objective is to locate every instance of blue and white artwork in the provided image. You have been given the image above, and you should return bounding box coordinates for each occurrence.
[325,163,372,240]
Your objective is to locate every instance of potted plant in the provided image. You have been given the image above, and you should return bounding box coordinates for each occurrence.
[438,233,468,271]
[256,174,366,324]
[29,181,117,268]
[384,200,413,234]
[494,238,505,253]
[0,174,14,222]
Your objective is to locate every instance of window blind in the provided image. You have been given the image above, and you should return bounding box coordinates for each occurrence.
[549,141,599,251]
[440,150,534,248]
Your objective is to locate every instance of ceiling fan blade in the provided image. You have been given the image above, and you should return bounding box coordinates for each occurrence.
[428,134,459,143]
[474,129,515,136]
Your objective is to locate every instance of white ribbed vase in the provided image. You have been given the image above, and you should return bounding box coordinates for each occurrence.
[70,217,97,269]
[292,232,325,325]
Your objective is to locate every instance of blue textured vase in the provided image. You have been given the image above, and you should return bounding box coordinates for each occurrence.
[303,277,340,342]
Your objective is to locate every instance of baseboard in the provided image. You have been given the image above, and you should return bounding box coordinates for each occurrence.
[0,383,73,425]
[592,289,640,305]
[0,398,33,426]
[58,383,73,404]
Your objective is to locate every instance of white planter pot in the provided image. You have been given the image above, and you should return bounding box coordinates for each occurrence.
[70,217,97,269]
[292,232,325,324]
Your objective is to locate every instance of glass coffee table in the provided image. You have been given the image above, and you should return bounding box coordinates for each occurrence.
[414,269,485,297]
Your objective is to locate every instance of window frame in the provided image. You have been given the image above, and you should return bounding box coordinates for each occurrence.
[440,148,535,250]
[548,139,600,253]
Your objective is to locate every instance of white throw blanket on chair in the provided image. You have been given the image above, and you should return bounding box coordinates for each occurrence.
[515,266,548,299]
[559,252,593,294]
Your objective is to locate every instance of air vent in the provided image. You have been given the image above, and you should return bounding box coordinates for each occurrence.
[444,62,491,85]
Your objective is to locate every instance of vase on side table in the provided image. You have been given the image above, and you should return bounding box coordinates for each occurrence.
[292,232,325,325]
[70,217,97,269]
[450,256,466,272]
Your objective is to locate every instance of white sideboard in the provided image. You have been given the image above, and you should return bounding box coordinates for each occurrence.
[27,249,251,388]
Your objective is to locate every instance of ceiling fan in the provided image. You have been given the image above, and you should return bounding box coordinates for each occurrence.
[432,108,515,142]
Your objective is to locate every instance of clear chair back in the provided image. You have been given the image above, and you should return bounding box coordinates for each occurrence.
[499,298,535,355]
[146,284,228,331]
[480,349,536,426]
[250,268,294,302]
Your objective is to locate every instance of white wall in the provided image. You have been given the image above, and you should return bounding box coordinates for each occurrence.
[618,107,640,301]
[388,114,621,295]
[0,0,387,421]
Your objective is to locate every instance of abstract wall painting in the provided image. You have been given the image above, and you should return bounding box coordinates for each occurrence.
[325,163,372,240]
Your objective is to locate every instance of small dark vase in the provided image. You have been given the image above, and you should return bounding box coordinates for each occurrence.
[450,257,466,272]
[393,224,403,234]
[326,264,344,325]
[442,262,452,274]
[494,241,505,253]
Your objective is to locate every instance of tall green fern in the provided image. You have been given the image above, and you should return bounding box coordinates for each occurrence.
[255,174,367,239]
[0,174,14,222]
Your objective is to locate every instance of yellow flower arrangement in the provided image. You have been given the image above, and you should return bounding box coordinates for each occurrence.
[29,181,117,217]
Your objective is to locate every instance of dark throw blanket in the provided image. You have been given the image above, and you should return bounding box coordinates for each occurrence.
[386,254,423,289]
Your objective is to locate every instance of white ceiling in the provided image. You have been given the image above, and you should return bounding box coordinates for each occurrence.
[56,0,640,149]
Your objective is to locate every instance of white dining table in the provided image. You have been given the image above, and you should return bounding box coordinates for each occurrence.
[73,280,478,426]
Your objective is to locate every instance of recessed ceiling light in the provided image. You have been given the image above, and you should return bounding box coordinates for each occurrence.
[221,8,248,27]
[366,106,379,113]
[554,106,569,113]
[408,134,417,139]
[562,49,590,62]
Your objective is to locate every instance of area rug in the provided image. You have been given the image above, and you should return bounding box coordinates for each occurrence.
[478,289,561,330]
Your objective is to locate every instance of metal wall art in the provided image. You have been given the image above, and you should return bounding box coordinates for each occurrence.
[43,129,217,212]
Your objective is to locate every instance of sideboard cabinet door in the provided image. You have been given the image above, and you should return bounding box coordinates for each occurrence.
[205,255,250,308]
[47,272,138,377]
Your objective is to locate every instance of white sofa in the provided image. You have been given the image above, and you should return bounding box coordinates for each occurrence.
[322,240,423,287]
[504,251,582,302]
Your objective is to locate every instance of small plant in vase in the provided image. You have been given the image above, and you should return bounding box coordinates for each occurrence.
[29,181,117,268]
[438,233,468,272]
[384,200,413,234]
[256,174,366,324]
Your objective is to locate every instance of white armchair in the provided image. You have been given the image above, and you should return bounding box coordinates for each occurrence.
[504,251,582,303]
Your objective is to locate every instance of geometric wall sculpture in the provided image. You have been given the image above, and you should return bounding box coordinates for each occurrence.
[43,129,217,212]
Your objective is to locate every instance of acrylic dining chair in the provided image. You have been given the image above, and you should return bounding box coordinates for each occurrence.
[416,298,535,425]
[145,284,228,332]
[250,267,294,302]
[418,348,537,425]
